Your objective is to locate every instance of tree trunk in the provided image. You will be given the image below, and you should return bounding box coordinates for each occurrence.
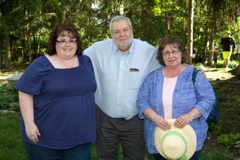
[202,23,209,64]
[0,39,2,69]
[236,65,240,80]
[207,6,218,67]
[4,28,12,69]
[186,0,194,65]
[207,28,215,66]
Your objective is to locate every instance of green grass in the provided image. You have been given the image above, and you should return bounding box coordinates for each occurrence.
[0,112,236,160]
[0,112,28,160]
[200,146,234,160]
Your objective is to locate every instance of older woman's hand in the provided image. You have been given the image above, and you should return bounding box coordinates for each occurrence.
[153,115,171,131]
[174,114,191,128]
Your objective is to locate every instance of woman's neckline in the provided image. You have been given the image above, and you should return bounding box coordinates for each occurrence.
[45,54,80,69]
[163,64,186,78]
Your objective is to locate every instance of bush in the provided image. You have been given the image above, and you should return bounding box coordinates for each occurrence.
[0,84,19,111]
[18,57,24,63]
[217,133,240,149]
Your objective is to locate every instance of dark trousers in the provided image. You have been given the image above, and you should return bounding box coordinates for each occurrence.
[96,106,145,160]
[24,142,91,160]
[153,151,200,160]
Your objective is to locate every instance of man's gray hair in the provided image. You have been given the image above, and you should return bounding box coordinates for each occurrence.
[109,15,132,34]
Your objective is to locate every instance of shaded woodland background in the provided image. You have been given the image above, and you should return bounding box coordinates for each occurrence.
[0,0,240,74]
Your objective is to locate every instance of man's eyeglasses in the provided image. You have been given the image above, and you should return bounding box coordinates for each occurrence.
[162,50,180,56]
[56,39,77,46]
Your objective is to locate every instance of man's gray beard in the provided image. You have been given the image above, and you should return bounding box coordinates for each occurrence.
[114,38,133,52]
[118,42,131,50]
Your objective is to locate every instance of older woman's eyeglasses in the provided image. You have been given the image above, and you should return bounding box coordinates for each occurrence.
[56,39,77,46]
[162,50,180,56]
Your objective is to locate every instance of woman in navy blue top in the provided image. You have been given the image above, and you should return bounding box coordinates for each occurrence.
[15,23,96,160]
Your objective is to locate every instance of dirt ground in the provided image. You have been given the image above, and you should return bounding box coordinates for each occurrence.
[204,68,240,159]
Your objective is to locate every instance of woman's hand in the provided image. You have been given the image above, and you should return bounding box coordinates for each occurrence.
[143,108,171,131]
[174,114,191,128]
[191,65,206,78]
[19,91,41,143]
[25,123,41,143]
[153,115,171,131]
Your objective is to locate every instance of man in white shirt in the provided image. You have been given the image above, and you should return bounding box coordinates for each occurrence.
[84,15,160,160]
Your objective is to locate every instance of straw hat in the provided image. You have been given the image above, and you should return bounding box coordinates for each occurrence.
[154,119,197,160]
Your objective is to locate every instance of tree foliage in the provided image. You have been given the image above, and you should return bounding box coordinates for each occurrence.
[0,0,240,69]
